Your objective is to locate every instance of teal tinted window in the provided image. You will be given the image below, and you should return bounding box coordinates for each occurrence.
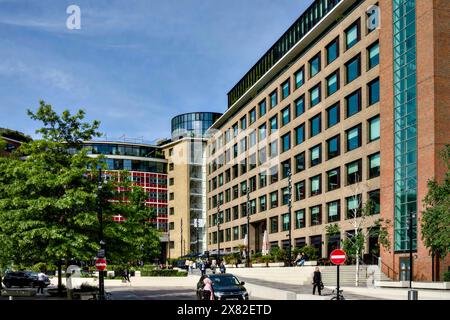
[309,54,321,78]
[327,71,339,96]
[259,99,266,117]
[295,95,305,117]
[281,133,290,153]
[295,152,305,173]
[295,124,305,145]
[310,113,321,137]
[326,37,339,64]
[368,78,380,105]
[295,67,305,89]
[346,89,361,118]
[345,20,360,49]
[249,108,256,124]
[346,125,361,151]
[327,135,340,159]
[310,84,321,107]
[369,116,380,141]
[240,116,247,130]
[270,116,278,133]
[327,103,340,128]
[368,41,379,69]
[369,152,380,178]
[310,145,321,167]
[281,106,290,126]
[281,80,290,99]
[346,54,361,83]
[270,90,278,108]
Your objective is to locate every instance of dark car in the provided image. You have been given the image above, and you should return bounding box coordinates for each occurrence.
[2,271,50,288]
[196,274,249,300]
[174,260,188,270]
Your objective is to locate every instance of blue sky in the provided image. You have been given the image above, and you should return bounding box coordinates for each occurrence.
[0,0,312,142]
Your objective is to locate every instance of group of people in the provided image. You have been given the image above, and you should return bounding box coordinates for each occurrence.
[293,252,308,266]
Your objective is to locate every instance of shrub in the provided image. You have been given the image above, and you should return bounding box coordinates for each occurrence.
[141,269,187,277]
[78,283,99,292]
[269,247,287,262]
[444,271,450,282]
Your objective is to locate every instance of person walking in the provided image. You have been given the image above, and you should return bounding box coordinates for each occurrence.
[312,267,322,295]
[37,271,46,295]
[219,262,226,274]
[200,261,206,276]
[202,277,215,300]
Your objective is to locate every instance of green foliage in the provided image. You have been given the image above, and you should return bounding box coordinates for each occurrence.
[326,224,340,236]
[297,245,319,260]
[141,269,187,277]
[77,283,98,292]
[421,145,450,259]
[0,139,5,152]
[444,271,450,282]
[269,247,287,262]
[31,262,57,272]
[342,232,365,263]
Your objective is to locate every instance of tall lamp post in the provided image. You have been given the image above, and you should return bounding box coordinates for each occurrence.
[97,168,106,301]
[246,186,251,268]
[408,211,418,300]
[287,169,292,267]
[217,201,222,264]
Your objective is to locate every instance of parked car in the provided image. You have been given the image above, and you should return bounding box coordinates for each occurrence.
[2,271,50,288]
[196,274,248,300]
[174,260,188,270]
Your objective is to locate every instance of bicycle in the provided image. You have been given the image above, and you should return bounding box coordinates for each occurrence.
[330,288,345,300]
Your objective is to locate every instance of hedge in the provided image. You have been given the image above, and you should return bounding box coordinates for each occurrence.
[141,269,188,277]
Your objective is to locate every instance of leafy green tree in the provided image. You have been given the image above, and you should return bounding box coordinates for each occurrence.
[421,145,450,281]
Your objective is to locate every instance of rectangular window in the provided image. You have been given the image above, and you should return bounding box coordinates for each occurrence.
[232,185,239,199]
[249,153,256,170]
[259,124,267,141]
[281,106,290,126]
[310,174,321,196]
[327,201,340,222]
[309,53,321,78]
[240,116,247,130]
[281,80,290,100]
[249,130,257,148]
[346,194,362,218]
[241,225,247,239]
[345,54,361,84]
[368,41,379,69]
[326,37,339,65]
[326,71,339,96]
[240,137,247,153]
[249,108,256,124]
[295,95,305,117]
[295,123,305,145]
[368,78,380,105]
[295,209,305,229]
[258,146,267,165]
[368,115,380,141]
[259,99,267,117]
[259,171,267,188]
[282,187,289,206]
[269,165,278,184]
[270,191,278,209]
[233,123,238,137]
[269,141,278,159]
[270,216,279,233]
[310,114,322,138]
[295,67,305,89]
[233,226,239,240]
[346,124,362,151]
[270,116,278,134]
[233,206,239,220]
[346,89,361,118]
[368,189,380,214]
[259,195,267,212]
[295,152,305,173]
[309,84,321,107]
[281,159,291,179]
[310,144,321,167]
[368,152,380,178]
[326,103,340,128]
[345,19,360,49]
[270,90,278,108]
[327,167,340,191]
[327,135,340,160]
[282,213,290,231]
[346,159,362,185]
[295,180,305,201]
[310,205,322,226]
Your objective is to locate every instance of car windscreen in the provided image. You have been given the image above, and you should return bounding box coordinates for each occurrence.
[209,276,240,287]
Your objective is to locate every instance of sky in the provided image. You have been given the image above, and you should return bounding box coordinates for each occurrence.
[0,0,312,142]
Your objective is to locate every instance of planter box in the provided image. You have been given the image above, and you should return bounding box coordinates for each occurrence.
[237,264,246,268]
[134,271,141,277]
[252,263,268,268]
[268,262,285,267]
[412,282,450,290]
[224,264,235,268]
[2,289,36,297]
[304,261,318,266]
[73,291,98,300]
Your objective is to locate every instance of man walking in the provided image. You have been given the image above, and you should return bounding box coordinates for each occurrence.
[37,271,46,295]
[312,267,322,295]
[200,261,206,276]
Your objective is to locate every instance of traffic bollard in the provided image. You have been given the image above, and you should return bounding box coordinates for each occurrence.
[408,290,418,300]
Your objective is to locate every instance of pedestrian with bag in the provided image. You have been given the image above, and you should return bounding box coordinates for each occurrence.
[219,262,226,274]
[202,277,215,300]
[312,267,323,295]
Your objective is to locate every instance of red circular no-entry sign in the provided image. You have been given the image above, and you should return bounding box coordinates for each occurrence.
[330,249,346,265]
[95,258,107,271]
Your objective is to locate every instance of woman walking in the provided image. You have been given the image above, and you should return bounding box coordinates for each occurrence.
[202,278,215,300]
[312,267,322,295]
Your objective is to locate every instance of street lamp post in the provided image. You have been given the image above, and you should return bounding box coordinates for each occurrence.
[217,202,221,264]
[97,168,106,301]
[246,187,251,268]
[407,211,418,300]
[196,213,200,257]
[287,169,292,267]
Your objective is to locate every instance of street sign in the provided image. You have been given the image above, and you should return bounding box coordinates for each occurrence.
[113,214,126,222]
[95,258,107,271]
[97,249,105,258]
[330,249,346,265]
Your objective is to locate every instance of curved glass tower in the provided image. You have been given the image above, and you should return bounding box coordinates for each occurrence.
[171,112,222,141]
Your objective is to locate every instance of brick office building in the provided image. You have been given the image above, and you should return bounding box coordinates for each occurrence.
[205,0,449,281]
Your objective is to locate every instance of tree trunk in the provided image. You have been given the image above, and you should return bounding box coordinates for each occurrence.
[355,228,359,287]
[57,260,62,296]
[436,251,441,281]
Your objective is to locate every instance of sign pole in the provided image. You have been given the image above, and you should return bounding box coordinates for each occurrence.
[337,264,340,301]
